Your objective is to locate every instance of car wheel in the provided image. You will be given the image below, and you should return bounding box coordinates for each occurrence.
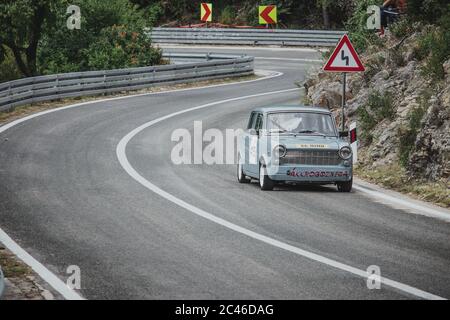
[337,178,353,192]
[259,163,274,191]
[237,161,251,183]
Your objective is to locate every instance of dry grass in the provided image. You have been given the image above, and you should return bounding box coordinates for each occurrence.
[0,245,32,278]
[355,163,450,208]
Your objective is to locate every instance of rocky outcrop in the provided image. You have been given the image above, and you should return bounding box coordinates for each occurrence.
[305,30,449,181]
[409,62,450,180]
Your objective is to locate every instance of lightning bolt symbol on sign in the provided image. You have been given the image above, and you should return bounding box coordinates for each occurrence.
[341,50,350,66]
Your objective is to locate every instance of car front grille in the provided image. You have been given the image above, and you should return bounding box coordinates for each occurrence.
[280,149,341,166]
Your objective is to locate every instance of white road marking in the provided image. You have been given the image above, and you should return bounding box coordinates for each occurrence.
[0,70,283,300]
[354,184,450,222]
[0,229,84,300]
[116,89,446,300]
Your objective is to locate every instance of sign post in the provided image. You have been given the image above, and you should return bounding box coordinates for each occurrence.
[259,5,277,26]
[341,73,346,132]
[201,3,212,26]
[323,34,365,133]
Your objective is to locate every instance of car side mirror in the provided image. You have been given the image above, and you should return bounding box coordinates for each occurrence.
[339,131,349,138]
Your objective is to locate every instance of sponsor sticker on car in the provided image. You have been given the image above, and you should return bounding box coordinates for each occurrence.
[287,168,349,178]
[295,144,329,149]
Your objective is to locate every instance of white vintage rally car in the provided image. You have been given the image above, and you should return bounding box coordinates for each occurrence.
[237,106,353,191]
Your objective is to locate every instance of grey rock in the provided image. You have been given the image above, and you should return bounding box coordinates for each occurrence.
[306,35,449,181]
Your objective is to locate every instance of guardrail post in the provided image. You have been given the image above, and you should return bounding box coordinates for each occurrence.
[55,74,59,101]
[103,71,107,96]
[7,82,13,111]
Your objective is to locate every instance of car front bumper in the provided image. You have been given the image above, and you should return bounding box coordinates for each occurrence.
[266,164,352,183]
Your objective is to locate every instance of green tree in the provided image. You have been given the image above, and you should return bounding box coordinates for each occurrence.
[317,0,331,29]
[0,0,60,76]
[38,0,162,74]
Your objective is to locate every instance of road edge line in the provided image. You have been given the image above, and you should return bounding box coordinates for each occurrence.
[0,69,283,300]
[0,229,84,300]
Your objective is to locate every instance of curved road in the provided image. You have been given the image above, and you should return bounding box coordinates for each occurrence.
[0,47,449,300]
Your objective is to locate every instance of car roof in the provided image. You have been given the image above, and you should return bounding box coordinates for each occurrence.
[252,105,331,114]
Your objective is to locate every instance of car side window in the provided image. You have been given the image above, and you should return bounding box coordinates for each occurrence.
[255,113,263,131]
[247,113,257,129]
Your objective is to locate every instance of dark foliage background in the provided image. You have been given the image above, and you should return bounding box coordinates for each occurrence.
[0,0,448,82]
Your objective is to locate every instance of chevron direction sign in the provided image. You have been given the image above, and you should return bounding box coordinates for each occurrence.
[259,5,277,25]
[201,3,212,22]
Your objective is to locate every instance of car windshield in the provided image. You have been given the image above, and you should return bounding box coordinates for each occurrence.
[267,112,336,136]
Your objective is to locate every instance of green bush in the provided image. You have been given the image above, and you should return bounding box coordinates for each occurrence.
[85,25,162,70]
[220,5,236,25]
[369,90,395,120]
[422,14,450,80]
[407,0,449,24]
[0,46,21,83]
[357,91,395,142]
[398,92,429,167]
[37,0,161,75]
[389,18,411,38]
[411,6,450,80]
[414,30,435,61]
[357,105,376,143]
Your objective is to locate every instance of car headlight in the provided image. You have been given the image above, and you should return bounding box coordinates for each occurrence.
[273,145,287,158]
[339,146,352,160]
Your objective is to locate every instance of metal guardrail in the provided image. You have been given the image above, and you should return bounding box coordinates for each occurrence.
[0,53,254,112]
[151,28,346,47]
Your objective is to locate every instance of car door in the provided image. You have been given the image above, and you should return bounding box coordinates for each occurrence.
[247,113,263,175]
[241,112,257,175]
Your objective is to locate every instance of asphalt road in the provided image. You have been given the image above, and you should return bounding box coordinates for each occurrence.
[0,47,449,300]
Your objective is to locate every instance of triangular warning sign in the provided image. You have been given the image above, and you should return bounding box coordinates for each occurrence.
[324,34,365,72]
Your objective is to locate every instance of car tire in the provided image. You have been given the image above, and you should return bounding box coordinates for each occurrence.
[237,161,251,184]
[337,178,353,192]
[259,163,274,191]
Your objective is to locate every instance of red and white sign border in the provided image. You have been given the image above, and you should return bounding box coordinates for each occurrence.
[323,34,365,73]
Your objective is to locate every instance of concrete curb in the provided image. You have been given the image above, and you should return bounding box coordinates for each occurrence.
[354,177,450,222]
